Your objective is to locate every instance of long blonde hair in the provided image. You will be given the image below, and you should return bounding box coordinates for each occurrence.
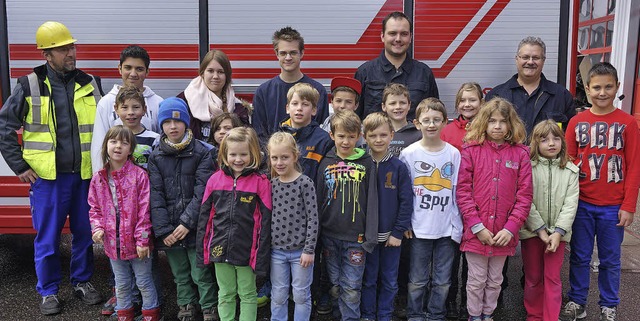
[529,120,570,168]
[267,132,302,178]
[464,97,526,144]
[217,127,261,171]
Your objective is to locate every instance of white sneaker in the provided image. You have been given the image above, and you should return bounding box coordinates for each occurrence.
[599,306,617,321]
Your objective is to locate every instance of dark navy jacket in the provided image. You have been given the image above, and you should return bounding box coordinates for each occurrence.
[280,119,334,180]
[372,153,413,240]
[355,50,439,120]
[485,73,576,136]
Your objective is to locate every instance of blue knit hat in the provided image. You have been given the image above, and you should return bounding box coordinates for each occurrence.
[158,97,190,128]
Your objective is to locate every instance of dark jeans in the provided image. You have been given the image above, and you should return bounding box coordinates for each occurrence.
[446,247,468,306]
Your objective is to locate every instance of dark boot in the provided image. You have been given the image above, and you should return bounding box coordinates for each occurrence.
[141,307,162,321]
[117,307,136,321]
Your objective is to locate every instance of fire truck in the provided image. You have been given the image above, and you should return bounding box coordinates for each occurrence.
[0,0,638,233]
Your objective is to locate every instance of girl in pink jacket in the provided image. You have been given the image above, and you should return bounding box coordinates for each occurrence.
[456,98,533,321]
[88,126,160,321]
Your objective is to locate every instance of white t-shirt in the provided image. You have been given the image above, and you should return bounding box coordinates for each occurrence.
[399,141,462,240]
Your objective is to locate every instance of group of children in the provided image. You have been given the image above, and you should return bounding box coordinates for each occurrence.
[85,41,638,321]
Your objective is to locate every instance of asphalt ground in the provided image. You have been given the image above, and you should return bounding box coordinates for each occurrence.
[1,214,639,321]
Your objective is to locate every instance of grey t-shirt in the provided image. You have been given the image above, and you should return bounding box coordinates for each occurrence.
[271,174,319,254]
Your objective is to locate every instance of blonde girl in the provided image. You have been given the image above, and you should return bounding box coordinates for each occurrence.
[521,120,578,321]
[197,127,272,321]
[266,132,318,321]
[456,98,533,321]
[88,126,160,320]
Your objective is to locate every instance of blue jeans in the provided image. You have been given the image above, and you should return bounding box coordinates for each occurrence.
[361,242,402,321]
[110,255,159,310]
[322,236,366,321]
[30,174,93,296]
[270,248,314,321]
[407,237,455,321]
[568,200,624,307]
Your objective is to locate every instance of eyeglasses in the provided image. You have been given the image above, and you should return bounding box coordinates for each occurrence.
[277,50,301,58]
[418,119,444,126]
[517,55,544,62]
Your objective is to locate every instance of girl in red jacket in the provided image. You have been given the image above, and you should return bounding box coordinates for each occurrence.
[456,98,533,321]
[89,126,160,321]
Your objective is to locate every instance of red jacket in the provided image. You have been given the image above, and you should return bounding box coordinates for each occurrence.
[441,115,469,151]
[456,141,533,256]
[89,160,153,260]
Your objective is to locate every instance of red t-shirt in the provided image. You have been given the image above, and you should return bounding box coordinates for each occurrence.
[565,108,640,212]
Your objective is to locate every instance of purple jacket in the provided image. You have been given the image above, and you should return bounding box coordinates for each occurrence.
[456,141,532,256]
[89,159,153,260]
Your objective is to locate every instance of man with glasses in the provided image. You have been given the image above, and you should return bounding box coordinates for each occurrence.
[355,11,439,120]
[252,26,329,146]
[486,36,575,136]
[0,21,103,315]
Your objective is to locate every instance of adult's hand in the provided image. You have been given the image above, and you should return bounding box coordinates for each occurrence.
[18,169,38,183]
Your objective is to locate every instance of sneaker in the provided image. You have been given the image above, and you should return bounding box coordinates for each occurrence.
[315,291,332,315]
[446,301,459,319]
[202,306,220,321]
[40,294,61,315]
[559,301,587,321]
[599,306,617,321]
[481,314,493,321]
[467,316,482,321]
[73,282,103,305]
[102,294,117,315]
[178,303,195,321]
[257,281,271,308]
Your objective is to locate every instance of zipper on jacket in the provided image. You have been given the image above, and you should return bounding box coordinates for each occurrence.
[547,161,552,225]
[225,177,238,263]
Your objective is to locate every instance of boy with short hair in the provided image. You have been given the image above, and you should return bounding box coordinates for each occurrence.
[321,77,366,149]
[316,110,379,321]
[252,26,329,146]
[399,98,462,321]
[560,62,640,321]
[280,83,334,179]
[360,112,413,321]
[92,45,163,173]
[382,83,422,157]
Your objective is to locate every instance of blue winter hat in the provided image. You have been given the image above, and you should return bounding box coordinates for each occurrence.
[158,97,190,128]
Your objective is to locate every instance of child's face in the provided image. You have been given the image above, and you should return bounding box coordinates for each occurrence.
[330,127,360,158]
[414,109,445,140]
[382,94,410,123]
[538,132,562,159]
[457,90,481,120]
[213,118,234,145]
[332,91,358,112]
[203,58,226,96]
[486,110,509,144]
[226,141,251,177]
[116,98,146,131]
[269,144,298,178]
[118,58,148,89]
[162,119,187,144]
[585,74,619,112]
[365,125,393,156]
[107,138,131,165]
[286,92,316,128]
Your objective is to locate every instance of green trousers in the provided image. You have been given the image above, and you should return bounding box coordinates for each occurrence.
[165,247,218,309]
[215,263,256,321]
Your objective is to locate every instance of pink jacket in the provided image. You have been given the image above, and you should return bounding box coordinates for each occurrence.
[89,159,153,260]
[456,141,532,256]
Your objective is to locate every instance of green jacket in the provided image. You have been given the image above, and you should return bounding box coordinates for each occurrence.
[519,157,579,242]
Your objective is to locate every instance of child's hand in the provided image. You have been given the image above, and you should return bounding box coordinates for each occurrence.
[386,235,402,247]
[300,253,314,268]
[546,233,562,253]
[163,234,177,247]
[172,224,190,240]
[92,230,104,244]
[477,228,495,246]
[617,209,634,227]
[404,230,413,239]
[537,229,550,244]
[137,246,150,259]
[492,229,512,247]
